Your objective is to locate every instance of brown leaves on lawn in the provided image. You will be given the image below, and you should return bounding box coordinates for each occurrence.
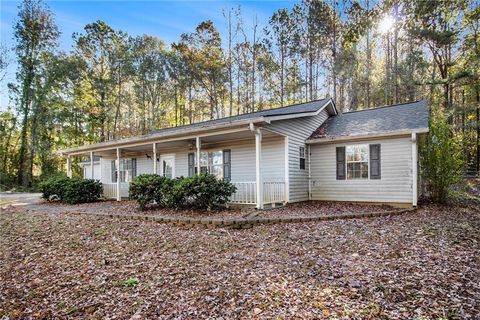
[1,203,479,319]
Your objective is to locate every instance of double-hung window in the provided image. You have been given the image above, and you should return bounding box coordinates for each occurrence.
[112,158,136,182]
[200,151,223,178]
[188,149,231,180]
[299,146,306,170]
[346,145,368,179]
[337,144,381,180]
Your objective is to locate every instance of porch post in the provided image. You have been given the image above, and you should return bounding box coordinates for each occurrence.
[66,155,72,178]
[116,148,121,201]
[255,129,263,209]
[284,136,289,203]
[90,151,94,179]
[412,132,418,207]
[153,143,157,174]
[196,136,201,175]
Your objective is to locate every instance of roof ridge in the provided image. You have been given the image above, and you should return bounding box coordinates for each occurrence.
[151,98,329,133]
[341,100,425,115]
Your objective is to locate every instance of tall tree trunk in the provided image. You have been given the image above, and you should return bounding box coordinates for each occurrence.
[188,83,193,124]
[393,2,399,104]
[280,48,285,107]
[365,0,371,108]
[17,62,34,186]
[251,16,257,112]
[174,85,178,126]
[227,10,234,116]
[332,0,338,103]
[385,33,391,105]
[476,88,480,174]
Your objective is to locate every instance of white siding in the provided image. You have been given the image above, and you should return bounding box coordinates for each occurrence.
[137,157,155,175]
[174,150,189,177]
[173,137,285,182]
[101,158,113,183]
[266,109,329,202]
[310,136,413,204]
[82,163,101,180]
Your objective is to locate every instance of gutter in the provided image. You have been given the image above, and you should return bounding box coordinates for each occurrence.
[306,128,429,144]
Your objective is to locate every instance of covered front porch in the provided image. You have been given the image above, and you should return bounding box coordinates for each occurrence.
[65,124,288,209]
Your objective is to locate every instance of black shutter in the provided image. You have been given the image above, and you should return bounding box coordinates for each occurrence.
[223,149,231,181]
[336,146,346,180]
[188,153,195,177]
[111,160,117,183]
[370,144,381,179]
[132,158,137,178]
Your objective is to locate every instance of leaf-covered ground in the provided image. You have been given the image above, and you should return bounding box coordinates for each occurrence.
[27,200,397,220]
[1,203,479,319]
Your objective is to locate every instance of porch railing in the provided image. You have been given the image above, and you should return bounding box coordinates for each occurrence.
[102,182,130,199]
[229,182,257,204]
[102,181,286,205]
[229,181,286,205]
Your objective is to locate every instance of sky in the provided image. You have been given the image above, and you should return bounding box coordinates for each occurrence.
[0,0,297,110]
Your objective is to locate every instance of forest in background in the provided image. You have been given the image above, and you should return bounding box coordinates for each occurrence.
[0,0,478,189]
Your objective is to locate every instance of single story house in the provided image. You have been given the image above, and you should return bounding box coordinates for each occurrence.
[61,99,429,208]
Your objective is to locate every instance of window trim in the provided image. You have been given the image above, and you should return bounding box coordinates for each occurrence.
[299,145,306,170]
[160,154,176,178]
[112,158,136,183]
[345,144,370,180]
[195,149,225,178]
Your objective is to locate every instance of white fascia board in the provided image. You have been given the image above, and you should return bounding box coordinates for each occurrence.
[306,128,429,144]
[60,117,266,155]
[265,99,335,122]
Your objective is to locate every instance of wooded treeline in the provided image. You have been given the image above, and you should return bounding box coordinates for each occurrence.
[0,0,479,189]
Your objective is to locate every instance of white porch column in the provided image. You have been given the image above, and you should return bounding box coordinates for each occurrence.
[153,143,157,174]
[255,128,263,209]
[66,155,72,178]
[412,132,418,207]
[284,136,289,203]
[116,148,121,202]
[90,151,94,179]
[196,137,201,175]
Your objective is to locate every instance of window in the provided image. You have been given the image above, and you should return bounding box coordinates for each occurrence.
[199,151,224,178]
[299,146,306,170]
[161,156,174,178]
[346,145,368,179]
[112,158,136,182]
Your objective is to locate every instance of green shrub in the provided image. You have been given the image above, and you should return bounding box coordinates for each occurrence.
[174,174,237,210]
[420,111,464,203]
[39,175,71,200]
[39,176,103,204]
[129,174,174,210]
[130,173,237,211]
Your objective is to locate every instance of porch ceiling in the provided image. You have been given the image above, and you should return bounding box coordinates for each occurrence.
[70,127,282,157]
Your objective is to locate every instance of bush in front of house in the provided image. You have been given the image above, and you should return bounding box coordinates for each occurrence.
[130,173,237,211]
[39,176,103,204]
[129,174,174,210]
[174,174,237,210]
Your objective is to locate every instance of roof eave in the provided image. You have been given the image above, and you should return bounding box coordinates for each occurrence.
[59,116,268,155]
[306,128,429,144]
[265,99,336,122]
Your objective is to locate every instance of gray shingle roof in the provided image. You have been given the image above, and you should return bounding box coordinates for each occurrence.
[60,98,334,154]
[150,98,331,135]
[309,100,429,140]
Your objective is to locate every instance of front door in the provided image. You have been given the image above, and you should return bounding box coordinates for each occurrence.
[160,155,175,178]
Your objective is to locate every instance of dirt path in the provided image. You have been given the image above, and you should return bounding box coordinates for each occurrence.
[0,193,42,209]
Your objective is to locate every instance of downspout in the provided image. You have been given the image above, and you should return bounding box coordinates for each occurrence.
[308,144,312,200]
[411,132,418,207]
